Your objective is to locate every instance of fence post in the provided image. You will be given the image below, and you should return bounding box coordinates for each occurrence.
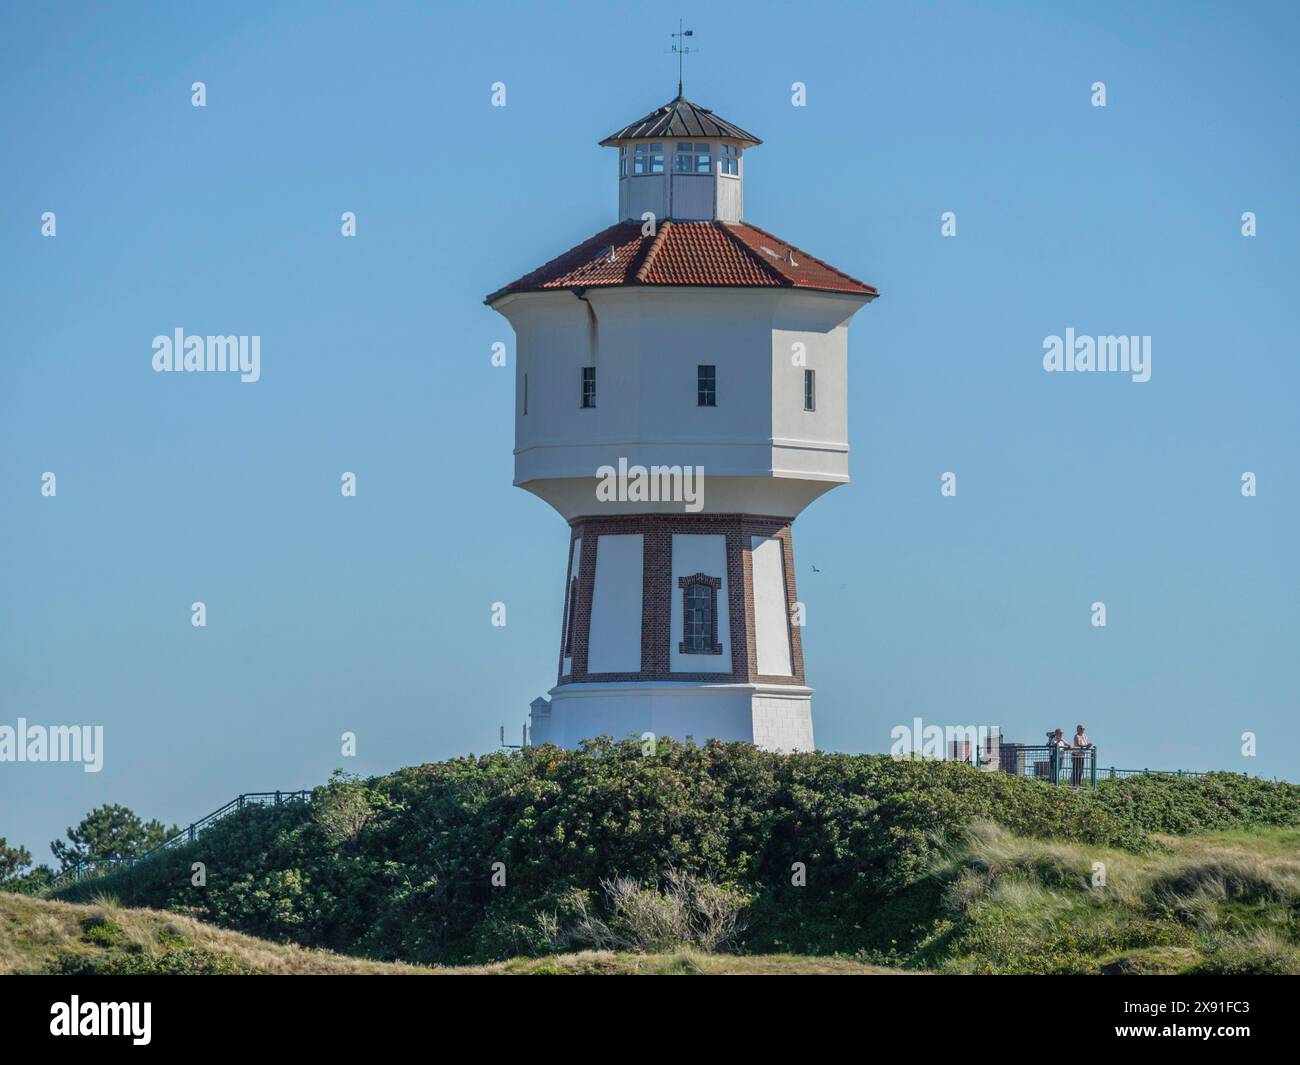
[188,824,195,843]
[1090,749,1097,789]
[275,790,282,806]
[238,795,245,810]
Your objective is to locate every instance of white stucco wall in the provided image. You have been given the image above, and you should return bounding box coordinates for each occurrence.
[538,681,814,752]
[669,533,731,674]
[751,535,792,676]
[497,286,868,520]
[586,534,643,673]
[751,691,815,753]
[770,322,849,478]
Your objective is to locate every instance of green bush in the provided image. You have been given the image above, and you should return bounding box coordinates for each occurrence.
[1092,772,1300,834]
[52,742,1300,966]
[53,948,249,975]
[82,918,127,947]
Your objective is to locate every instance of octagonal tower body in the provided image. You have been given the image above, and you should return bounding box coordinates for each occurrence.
[487,95,877,752]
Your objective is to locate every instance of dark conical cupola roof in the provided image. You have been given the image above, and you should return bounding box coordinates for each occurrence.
[599,95,762,147]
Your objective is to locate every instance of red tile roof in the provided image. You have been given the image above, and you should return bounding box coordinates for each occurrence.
[485,221,878,303]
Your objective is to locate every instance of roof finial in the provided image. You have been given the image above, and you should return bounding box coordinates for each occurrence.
[670,19,696,97]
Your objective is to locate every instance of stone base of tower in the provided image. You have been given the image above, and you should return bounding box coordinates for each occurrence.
[532,681,814,754]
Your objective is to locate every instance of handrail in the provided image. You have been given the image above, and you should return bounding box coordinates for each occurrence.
[1097,767,1211,780]
[981,743,1230,787]
[44,789,312,895]
[988,744,1098,787]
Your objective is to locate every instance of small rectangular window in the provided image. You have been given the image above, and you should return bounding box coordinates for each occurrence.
[803,369,815,412]
[697,364,716,407]
[581,366,596,408]
[523,372,528,415]
[719,144,740,176]
[618,147,627,178]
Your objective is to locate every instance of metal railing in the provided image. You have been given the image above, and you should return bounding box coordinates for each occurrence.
[1096,767,1209,781]
[980,745,1227,789]
[991,744,1098,788]
[45,790,311,895]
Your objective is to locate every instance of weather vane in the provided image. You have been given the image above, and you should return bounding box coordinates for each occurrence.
[670,19,697,97]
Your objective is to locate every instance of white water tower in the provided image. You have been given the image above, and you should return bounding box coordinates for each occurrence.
[487,93,877,751]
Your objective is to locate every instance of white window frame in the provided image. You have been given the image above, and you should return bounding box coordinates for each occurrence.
[633,143,664,175]
[674,142,711,174]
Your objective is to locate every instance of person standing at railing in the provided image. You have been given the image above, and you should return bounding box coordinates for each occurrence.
[1046,729,1070,784]
[1071,724,1093,786]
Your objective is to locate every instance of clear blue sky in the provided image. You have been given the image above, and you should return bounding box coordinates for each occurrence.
[2,1,1297,865]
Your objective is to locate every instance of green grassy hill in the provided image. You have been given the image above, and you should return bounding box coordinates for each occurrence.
[900,823,1300,973]
[2,891,428,974]
[0,893,902,975]
[42,741,1300,974]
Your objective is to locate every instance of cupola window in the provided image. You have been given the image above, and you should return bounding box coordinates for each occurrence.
[674,143,711,174]
[719,144,740,176]
[633,143,664,175]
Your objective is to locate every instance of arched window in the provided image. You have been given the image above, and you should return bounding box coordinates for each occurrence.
[678,573,722,655]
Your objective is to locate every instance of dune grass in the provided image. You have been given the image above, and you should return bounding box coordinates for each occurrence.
[907,823,1300,974]
[0,891,432,975]
[0,892,902,975]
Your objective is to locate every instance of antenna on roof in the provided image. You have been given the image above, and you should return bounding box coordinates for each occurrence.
[669,19,697,97]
